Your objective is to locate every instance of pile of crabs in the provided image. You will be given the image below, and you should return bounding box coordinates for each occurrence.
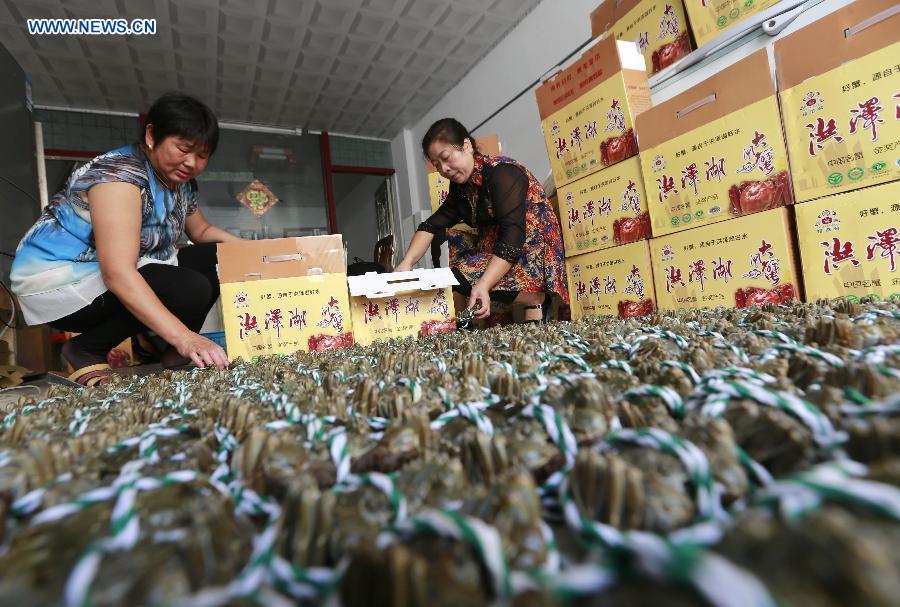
[1,298,898,607]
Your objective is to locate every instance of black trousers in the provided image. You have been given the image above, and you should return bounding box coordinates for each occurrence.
[50,243,220,357]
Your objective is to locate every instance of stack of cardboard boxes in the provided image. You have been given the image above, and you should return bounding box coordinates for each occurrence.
[636,50,801,311]
[535,35,658,320]
[551,0,899,318]
[776,0,900,302]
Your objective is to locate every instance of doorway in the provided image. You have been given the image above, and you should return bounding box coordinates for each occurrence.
[333,173,391,266]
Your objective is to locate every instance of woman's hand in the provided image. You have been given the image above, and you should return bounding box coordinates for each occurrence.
[467,282,491,319]
[394,231,434,273]
[173,331,229,369]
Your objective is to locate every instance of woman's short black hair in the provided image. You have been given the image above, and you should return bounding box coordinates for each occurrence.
[421,118,479,158]
[141,93,219,155]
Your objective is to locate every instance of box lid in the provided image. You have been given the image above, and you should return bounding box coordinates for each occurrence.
[217,235,345,283]
[347,268,458,298]
[535,36,644,120]
[590,0,650,39]
[775,0,899,91]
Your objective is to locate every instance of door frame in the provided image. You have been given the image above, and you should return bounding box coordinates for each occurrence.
[318,131,395,235]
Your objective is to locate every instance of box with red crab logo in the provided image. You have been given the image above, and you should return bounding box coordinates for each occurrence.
[795,180,900,302]
[649,207,800,311]
[590,0,693,76]
[775,0,900,204]
[216,235,354,362]
[636,50,794,237]
[565,240,656,320]
[347,268,458,347]
[535,35,651,189]
[558,155,651,257]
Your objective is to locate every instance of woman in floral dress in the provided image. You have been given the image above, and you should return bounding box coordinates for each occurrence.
[395,118,568,322]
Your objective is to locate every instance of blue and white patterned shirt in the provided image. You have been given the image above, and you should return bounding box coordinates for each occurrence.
[11,143,198,325]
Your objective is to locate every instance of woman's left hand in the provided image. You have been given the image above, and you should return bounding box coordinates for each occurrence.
[468,282,491,319]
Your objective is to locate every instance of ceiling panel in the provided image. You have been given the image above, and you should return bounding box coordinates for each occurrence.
[4,0,542,138]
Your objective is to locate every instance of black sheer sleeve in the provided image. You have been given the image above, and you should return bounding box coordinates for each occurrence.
[417,187,465,234]
[487,163,528,263]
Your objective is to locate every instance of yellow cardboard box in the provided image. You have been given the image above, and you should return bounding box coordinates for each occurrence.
[684,0,780,49]
[427,135,500,235]
[795,180,900,302]
[567,240,656,319]
[591,0,693,75]
[775,0,900,203]
[347,268,458,346]
[649,207,799,311]
[637,50,793,237]
[535,36,651,189]
[558,155,651,256]
[217,235,354,361]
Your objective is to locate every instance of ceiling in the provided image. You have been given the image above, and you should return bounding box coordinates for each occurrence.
[1,0,542,139]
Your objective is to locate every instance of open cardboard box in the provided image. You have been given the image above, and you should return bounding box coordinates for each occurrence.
[217,235,354,360]
[347,268,458,346]
[535,35,651,189]
[591,0,692,75]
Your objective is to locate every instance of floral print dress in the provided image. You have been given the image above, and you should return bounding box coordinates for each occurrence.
[418,154,569,303]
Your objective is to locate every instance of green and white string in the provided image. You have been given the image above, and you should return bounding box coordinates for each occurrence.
[754,460,900,523]
[603,428,727,522]
[662,360,702,385]
[430,400,495,436]
[557,477,776,607]
[622,385,685,418]
[518,403,578,499]
[384,509,512,599]
[759,342,844,368]
[690,380,846,448]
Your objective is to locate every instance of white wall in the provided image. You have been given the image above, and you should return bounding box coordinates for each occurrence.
[334,173,383,263]
[391,0,601,253]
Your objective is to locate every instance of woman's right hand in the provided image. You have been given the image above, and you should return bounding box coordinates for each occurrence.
[174,331,229,369]
[393,261,413,272]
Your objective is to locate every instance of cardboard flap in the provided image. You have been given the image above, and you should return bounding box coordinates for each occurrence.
[535,36,630,120]
[217,235,345,283]
[348,268,458,298]
[590,0,616,38]
[617,39,647,71]
[775,0,900,91]
[591,0,646,38]
[635,50,774,150]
